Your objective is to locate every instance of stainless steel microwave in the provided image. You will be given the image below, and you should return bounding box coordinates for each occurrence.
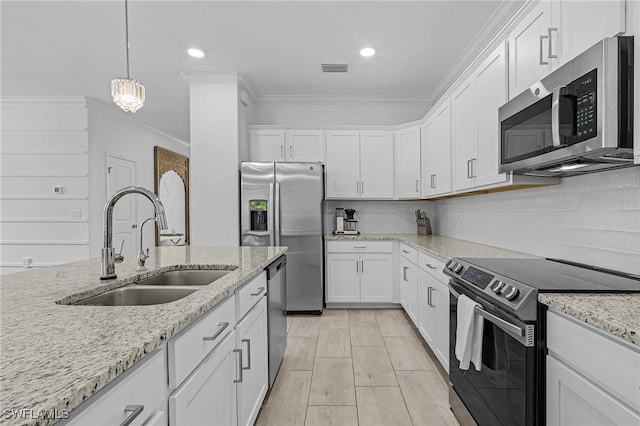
[499,37,634,177]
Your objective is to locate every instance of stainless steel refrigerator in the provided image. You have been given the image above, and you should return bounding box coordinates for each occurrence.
[240,162,324,313]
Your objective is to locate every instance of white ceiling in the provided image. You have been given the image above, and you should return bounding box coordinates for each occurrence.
[1,1,514,142]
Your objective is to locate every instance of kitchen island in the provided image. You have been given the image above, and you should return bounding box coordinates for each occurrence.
[0,245,286,425]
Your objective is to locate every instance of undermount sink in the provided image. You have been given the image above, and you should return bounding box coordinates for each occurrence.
[134,268,235,286]
[73,286,199,306]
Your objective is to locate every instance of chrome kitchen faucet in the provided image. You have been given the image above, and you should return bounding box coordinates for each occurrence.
[101,186,168,280]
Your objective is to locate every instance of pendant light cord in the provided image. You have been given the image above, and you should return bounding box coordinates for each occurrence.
[124,0,130,79]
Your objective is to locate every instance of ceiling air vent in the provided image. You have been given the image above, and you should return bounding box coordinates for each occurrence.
[321,64,349,73]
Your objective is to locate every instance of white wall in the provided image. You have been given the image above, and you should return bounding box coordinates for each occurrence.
[0,97,90,274]
[434,167,640,275]
[325,200,434,235]
[252,101,427,126]
[87,99,190,258]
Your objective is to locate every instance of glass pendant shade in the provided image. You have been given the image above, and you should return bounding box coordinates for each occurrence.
[111,77,145,113]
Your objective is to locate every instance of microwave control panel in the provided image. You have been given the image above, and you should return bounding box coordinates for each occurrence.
[574,69,597,142]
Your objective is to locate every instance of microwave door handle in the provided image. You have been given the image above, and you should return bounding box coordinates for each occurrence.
[551,86,567,147]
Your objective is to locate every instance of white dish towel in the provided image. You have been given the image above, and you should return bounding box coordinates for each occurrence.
[455,294,484,372]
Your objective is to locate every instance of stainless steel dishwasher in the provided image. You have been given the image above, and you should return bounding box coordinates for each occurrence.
[266,255,287,388]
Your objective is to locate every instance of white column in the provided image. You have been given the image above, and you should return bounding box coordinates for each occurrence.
[182,72,242,246]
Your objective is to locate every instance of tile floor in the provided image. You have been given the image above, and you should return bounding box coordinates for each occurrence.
[256,308,460,426]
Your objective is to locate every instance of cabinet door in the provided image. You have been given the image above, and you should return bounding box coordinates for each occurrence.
[236,297,268,426]
[250,129,285,162]
[285,130,325,162]
[475,42,510,188]
[399,258,418,325]
[326,253,360,303]
[360,253,393,303]
[434,280,450,372]
[325,131,360,198]
[422,101,452,198]
[417,270,437,348]
[551,0,625,68]
[394,126,421,199]
[360,131,394,199]
[546,356,640,426]
[169,332,238,426]
[451,76,477,192]
[508,1,552,98]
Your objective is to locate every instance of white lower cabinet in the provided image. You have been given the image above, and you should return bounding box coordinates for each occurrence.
[399,256,418,324]
[235,296,269,426]
[64,349,167,426]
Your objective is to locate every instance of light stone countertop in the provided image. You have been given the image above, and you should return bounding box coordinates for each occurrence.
[326,233,640,347]
[0,245,286,425]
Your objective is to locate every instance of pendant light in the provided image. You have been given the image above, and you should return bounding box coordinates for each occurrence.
[111,0,145,113]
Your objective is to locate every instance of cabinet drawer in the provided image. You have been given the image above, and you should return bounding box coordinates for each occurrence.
[417,251,446,281]
[326,240,392,253]
[399,244,418,264]
[66,349,166,426]
[237,272,267,320]
[547,310,640,412]
[168,296,236,389]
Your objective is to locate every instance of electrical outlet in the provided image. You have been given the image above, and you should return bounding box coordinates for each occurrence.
[71,209,82,219]
[22,257,32,268]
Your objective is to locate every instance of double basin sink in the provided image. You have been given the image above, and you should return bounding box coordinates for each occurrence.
[73,269,235,306]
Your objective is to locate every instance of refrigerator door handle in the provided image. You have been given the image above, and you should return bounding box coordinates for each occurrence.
[274,182,281,246]
[268,183,275,246]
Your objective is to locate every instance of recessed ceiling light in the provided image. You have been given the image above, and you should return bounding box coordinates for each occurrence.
[187,48,205,58]
[360,47,376,57]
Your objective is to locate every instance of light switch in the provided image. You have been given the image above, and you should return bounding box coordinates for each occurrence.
[53,185,64,194]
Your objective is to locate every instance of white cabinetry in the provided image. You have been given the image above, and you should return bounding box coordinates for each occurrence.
[325,131,394,199]
[65,349,167,426]
[326,241,394,304]
[394,126,421,199]
[422,101,452,198]
[546,310,640,425]
[508,0,625,98]
[399,244,418,324]
[249,128,324,162]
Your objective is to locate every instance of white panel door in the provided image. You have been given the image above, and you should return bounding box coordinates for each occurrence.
[325,132,360,199]
[169,331,238,426]
[360,131,394,199]
[451,77,477,192]
[546,356,640,426]
[250,129,285,162]
[326,253,360,303]
[475,42,510,188]
[507,0,552,98]
[417,270,436,348]
[286,130,325,162]
[551,0,625,68]
[422,101,452,198]
[360,253,393,303]
[106,154,137,255]
[434,280,450,371]
[394,126,421,199]
[399,258,418,325]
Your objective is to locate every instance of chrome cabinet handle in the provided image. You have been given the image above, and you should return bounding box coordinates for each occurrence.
[402,249,410,254]
[203,322,229,341]
[356,260,359,273]
[289,145,293,158]
[403,266,408,281]
[251,287,265,296]
[280,145,284,159]
[471,158,477,178]
[361,260,364,274]
[430,174,436,189]
[467,159,472,179]
[242,339,251,370]
[427,287,432,307]
[233,349,243,383]
[361,181,364,194]
[415,179,420,192]
[539,34,549,65]
[425,264,437,270]
[120,405,144,426]
[428,287,435,307]
[548,27,558,58]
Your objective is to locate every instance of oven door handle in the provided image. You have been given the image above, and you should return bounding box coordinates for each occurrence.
[449,284,535,346]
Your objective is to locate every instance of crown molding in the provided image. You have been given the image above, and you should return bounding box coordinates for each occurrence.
[180,71,246,85]
[0,96,87,108]
[255,94,433,106]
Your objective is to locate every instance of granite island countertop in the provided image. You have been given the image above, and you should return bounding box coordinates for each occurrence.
[326,233,640,347]
[0,245,286,425]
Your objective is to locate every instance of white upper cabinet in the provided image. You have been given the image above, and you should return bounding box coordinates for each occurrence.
[250,129,325,163]
[422,100,452,198]
[508,0,625,99]
[451,75,478,192]
[394,126,422,199]
[284,130,325,162]
[326,131,394,199]
[250,129,286,162]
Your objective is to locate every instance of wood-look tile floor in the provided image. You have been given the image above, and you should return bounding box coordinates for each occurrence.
[256,309,460,426]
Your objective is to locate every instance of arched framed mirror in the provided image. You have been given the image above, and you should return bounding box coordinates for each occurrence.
[154,146,189,246]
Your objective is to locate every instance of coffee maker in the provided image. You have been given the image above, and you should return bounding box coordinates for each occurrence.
[334,208,359,235]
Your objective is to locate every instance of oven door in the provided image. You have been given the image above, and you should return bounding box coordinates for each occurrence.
[448,281,538,426]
